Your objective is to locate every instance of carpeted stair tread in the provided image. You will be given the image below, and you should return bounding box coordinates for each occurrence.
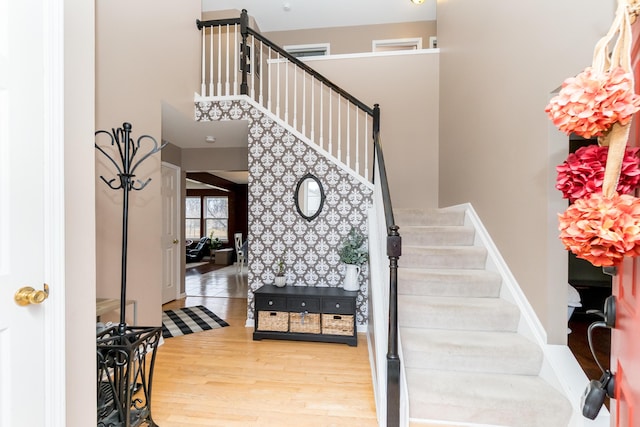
[398,295,519,331]
[402,225,475,246]
[400,246,487,269]
[405,369,573,427]
[400,328,542,375]
[395,208,465,227]
[398,268,501,298]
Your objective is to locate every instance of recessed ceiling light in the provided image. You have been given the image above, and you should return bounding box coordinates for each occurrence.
[205,136,216,143]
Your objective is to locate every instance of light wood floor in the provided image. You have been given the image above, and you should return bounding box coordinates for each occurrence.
[152,265,378,426]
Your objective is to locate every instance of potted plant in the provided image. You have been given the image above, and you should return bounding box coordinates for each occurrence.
[274,259,286,287]
[338,228,368,291]
[209,235,223,251]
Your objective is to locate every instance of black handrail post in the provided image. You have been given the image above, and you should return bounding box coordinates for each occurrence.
[240,9,249,95]
[386,224,401,427]
[373,103,380,134]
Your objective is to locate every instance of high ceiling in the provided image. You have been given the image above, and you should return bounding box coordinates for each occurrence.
[201,0,437,32]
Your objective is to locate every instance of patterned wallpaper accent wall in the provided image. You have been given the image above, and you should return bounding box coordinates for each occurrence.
[195,98,373,325]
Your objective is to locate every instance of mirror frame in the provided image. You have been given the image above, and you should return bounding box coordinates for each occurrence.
[294,173,325,222]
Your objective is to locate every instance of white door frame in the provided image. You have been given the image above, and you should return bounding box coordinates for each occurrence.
[161,162,182,302]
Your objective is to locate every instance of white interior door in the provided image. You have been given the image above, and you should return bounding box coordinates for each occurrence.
[161,162,181,304]
[0,0,64,425]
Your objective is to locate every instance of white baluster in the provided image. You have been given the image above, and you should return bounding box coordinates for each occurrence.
[328,90,332,154]
[276,52,280,118]
[285,59,289,123]
[364,114,369,179]
[346,103,350,169]
[355,109,360,177]
[233,25,238,95]
[216,25,222,95]
[293,66,297,129]
[337,95,342,162]
[259,40,264,106]
[310,76,314,142]
[208,27,213,97]
[267,48,272,111]
[319,82,323,150]
[201,28,206,96]
[302,72,306,137]
[225,24,230,96]
[250,36,255,99]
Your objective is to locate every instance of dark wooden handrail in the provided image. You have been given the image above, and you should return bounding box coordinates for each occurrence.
[196,17,241,29]
[372,105,401,427]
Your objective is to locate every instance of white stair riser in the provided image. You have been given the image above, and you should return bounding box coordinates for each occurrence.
[401,329,543,375]
[398,270,501,298]
[399,302,520,332]
[402,226,475,246]
[395,209,465,227]
[406,370,573,427]
[400,247,487,269]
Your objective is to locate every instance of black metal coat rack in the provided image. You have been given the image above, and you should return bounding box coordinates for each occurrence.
[95,122,166,427]
[95,122,167,334]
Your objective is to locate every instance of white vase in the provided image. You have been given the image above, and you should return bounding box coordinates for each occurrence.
[274,275,286,287]
[343,264,361,291]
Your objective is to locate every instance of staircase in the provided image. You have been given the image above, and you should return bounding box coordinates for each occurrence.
[396,207,573,427]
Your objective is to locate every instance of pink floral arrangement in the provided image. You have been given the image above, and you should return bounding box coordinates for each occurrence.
[556,144,640,202]
[558,192,640,266]
[545,66,640,139]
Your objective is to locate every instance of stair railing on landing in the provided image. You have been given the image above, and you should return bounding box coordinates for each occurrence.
[196,9,373,182]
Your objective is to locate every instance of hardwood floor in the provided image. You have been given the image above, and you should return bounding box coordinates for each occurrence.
[152,263,612,425]
[152,264,378,426]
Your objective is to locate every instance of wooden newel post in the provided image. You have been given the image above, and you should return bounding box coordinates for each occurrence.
[240,9,249,95]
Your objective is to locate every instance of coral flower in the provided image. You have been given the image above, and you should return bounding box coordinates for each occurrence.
[556,145,640,202]
[546,67,640,139]
[558,192,640,266]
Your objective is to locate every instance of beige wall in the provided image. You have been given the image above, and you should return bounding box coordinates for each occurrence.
[65,0,95,425]
[265,21,437,55]
[307,52,439,209]
[96,0,201,325]
[437,0,614,344]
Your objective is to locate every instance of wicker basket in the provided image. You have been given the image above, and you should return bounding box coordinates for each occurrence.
[289,312,321,334]
[257,311,289,332]
[322,314,354,336]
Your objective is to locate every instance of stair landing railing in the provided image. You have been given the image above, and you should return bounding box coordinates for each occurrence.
[196,9,373,184]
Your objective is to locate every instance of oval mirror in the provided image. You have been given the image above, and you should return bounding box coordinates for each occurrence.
[295,173,325,222]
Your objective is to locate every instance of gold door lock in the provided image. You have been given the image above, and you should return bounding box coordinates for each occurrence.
[14,284,50,306]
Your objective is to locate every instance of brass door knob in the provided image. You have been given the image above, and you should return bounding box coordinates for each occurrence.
[15,284,50,306]
[173,239,179,244]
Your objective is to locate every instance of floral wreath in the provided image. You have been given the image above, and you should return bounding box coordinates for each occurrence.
[547,0,640,266]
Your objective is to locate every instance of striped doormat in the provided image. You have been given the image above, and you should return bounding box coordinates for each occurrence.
[161,305,229,339]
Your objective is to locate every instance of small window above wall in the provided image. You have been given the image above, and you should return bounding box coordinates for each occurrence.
[372,38,423,52]
[284,43,330,58]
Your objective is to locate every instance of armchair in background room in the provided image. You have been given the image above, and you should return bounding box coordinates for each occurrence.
[186,236,210,262]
